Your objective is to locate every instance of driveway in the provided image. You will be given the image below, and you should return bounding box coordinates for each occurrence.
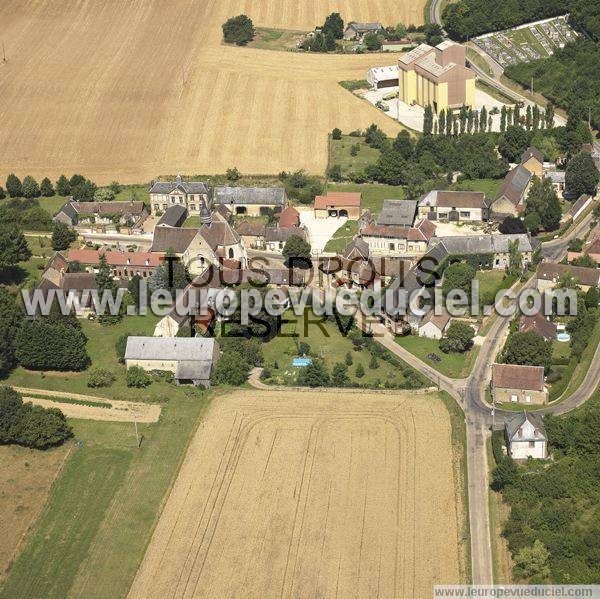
[298,208,348,254]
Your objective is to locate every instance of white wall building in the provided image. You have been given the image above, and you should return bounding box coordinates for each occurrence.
[505,412,548,460]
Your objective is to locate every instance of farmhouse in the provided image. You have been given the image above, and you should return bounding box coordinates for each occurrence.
[418,308,451,339]
[54,200,147,228]
[360,219,435,256]
[367,65,399,89]
[489,148,542,217]
[213,186,287,216]
[314,191,361,219]
[504,412,548,459]
[156,205,188,228]
[343,22,383,40]
[536,262,600,292]
[398,41,475,112]
[66,248,163,279]
[493,363,547,405]
[428,234,534,269]
[376,199,418,228]
[235,222,307,252]
[417,190,488,222]
[149,176,210,216]
[125,336,219,388]
[518,312,557,341]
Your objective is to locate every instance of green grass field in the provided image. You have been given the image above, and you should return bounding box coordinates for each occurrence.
[262,309,417,388]
[466,48,493,77]
[395,334,479,379]
[327,182,404,215]
[0,394,209,599]
[247,27,305,51]
[329,135,381,179]
[3,314,189,403]
[449,178,504,199]
[323,220,357,253]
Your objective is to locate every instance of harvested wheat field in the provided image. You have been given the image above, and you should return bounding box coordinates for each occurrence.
[0,0,424,184]
[128,390,465,599]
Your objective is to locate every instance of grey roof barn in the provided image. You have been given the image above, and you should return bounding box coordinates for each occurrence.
[213,186,287,206]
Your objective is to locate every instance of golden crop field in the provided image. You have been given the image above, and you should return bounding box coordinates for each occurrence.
[0,0,425,184]
[128,390,464,599]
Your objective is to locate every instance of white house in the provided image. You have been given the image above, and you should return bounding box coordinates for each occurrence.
[504,412,548,460]
[418,308,451,339]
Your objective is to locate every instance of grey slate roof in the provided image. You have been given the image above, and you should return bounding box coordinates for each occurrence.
[505,412,547,442]
[342,238,370,260]
[156,205,188,227]
[496,164,532,206]
[125,336,217,362]
[429,234,533,256]
[176,360,212,381]
[150,227,198,253]
[264,227,306,243]
[149,177,209,195]
[213,186,287,206]
[347,22,383,32]
[376,199,417,227]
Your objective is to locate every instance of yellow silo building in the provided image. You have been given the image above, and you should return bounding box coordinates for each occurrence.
[398,40,475,113]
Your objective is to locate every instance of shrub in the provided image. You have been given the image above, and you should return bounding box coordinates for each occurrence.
[369,354,379,369]
[126,366,152,388]
[331,128,342,140]
[355,363,365,378]
[87,368,116,388]
[345,351,353,366]
[297,360,330,387]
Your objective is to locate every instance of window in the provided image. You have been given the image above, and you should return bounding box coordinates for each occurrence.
[525,395,531,403]
[389,243,395,251]
[228,248,234,259]
[528,441,535,448]
[460,211,470,218]
[511,394,518,402]
[190,204,196,211]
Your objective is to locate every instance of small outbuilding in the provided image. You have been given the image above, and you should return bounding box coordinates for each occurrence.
[366,65,399,89]
[314,192,361,219]
[505,411,548,460]
[418,308,451,339]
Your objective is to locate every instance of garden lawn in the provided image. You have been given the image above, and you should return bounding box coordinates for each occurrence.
[0,394,209,599]
[262,309,414,388]
[3,314,187,402]
[329,135,382,179]
[449,178,504,199]
[324,220,358,253]
[327,182,404,215]
[395,334,479,378]
[36,195,70,219]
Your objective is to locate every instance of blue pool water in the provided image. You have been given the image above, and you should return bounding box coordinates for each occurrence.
[292,357,313,367]
[556,332,571,342]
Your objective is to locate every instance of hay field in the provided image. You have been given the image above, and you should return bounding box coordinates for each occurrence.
[0,0,424,184]
[128,390,464,599]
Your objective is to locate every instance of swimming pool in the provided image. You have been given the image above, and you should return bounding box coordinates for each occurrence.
[292,357,313,367]
[556,332,571,342]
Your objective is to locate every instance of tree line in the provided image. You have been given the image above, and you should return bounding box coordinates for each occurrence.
[1,173,99,202]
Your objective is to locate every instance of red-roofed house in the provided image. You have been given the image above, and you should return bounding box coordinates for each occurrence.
[277,206,300,229]
[67,248,164,279]
[314,192,361,219]
[492,363,547,404]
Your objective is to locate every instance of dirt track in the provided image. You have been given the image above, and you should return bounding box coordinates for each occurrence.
[128,389,463,599]
[0,0,423,183]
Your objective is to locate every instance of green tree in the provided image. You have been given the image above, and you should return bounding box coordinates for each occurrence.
[500,105,507,132]
[499,216,526,235]
[565,152,600,197]
[442,262,476,299]
[345,351,353,366]
[55,174,70,196]
[87,368,116,388]
[15,317,90,371]
[479,106,487,132]
[226,167,240,181]
[0,225,31,268]
[282,235,311,262]
[323,12,344,39]
[297,360,330,387]
[40,177,55,197]
[5,173,22,198]
[0,288,25,374]
[502,331,552,371]
[21,176,40,198]
[490,455,519,491]
[423,105,434,136]
[523,211,541,235]
[71,178,96,202]
[363,32,382,51]
[331,127,342,140]
[331,362,350,386]
[439,322,475,353]
[585,286,600,308]
[222,14,254,45]
[438,110,446,136]
[327,164,342,181]
[95,254,122,324]
[525,176,562,232]
[507,239,523,278]
[0,186,5,200]
[513,540,551,581]
[545,102,554,129]
[393,130,414,159]
[126,366,152,388]
[498,125,529,162]
[51,221,77,251]
[355,363,365,378]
